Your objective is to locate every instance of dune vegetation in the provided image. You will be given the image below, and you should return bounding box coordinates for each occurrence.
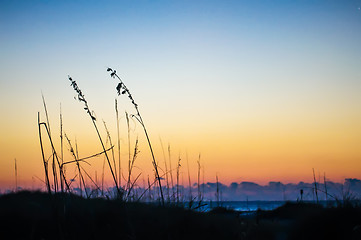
[1,190,361,240]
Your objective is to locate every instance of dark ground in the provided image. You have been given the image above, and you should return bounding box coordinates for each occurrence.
[0,191,360,240]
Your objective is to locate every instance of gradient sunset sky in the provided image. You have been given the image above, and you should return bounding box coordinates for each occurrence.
[1,0,361,190]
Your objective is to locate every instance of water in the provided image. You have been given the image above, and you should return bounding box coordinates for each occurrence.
[178,201,287,212]
[211,201,286,211]
[191,200,339,212]
[204,201,286,212]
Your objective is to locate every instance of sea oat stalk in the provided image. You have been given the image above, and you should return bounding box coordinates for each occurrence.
[107,68,164,205]
[68,76,121,197]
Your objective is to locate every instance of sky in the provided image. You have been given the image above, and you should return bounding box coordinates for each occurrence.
[0,0,361,191]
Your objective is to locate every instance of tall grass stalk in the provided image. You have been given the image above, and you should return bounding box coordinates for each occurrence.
[197,154,201,201]
[313,168,319,203]
[95,171,98,188]
[176,155,181,204]
[202,164,205,201]
[186,153,192,202]
[38,113,70,192]
[115,99,122,188]
[60,104,65,192]
[14,158,17,192]
[75,137,79,159]
[126,172,142,201]
[101,157,105,196]
[160,138,170,202]
[216,174,220,207]
[42,94,59,192]
[324,172,328,202]
[126,137,139,197]
[147,175,152,202]
[38,113,51,194]
[168,144,175,201]
[125,111,131,190]
[68,76,121,198]
[108,68,164,205]
[103,120,118,184]
[80,165,101,197]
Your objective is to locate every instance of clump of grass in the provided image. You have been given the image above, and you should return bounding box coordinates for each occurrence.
[68,76,122,198]
[36,70,206,205]
[38,112,70,194]
[335,185,360,208]
[107,68,164,205]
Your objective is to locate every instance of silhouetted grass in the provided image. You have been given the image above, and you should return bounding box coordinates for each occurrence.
[68,76,121,197]
[108,67,165,205]
[31,70,361,239]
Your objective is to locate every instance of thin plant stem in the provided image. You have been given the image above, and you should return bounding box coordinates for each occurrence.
[176,154,181,204]
[80,165,101,194]
[197,154,201,201]
[126,173,142,201]
[103,120,117,184]
[38,112,54,194]
[160,137,170,202]
[14,158,17,192]
[313,168,319,204]
[60,104,65,192]
[186,152,192,202]
[168,144,174,202]
[61,146,114,166]
[126,137,139,196]
[42,94,59,192]
[202,164,205,201]
[137,170,170,202]
[115,99,122,188]
[324,172,328,202]
[101,157,105,196]
[92,108,121,196]
[125,111,131,189]
[216,174,220,207]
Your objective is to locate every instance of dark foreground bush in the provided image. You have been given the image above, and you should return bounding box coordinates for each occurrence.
[1,191,360,240]
[257,201,361,240]
[0,191,247,240]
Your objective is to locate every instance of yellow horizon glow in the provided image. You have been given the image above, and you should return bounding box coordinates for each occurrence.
[1,102,360,190]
